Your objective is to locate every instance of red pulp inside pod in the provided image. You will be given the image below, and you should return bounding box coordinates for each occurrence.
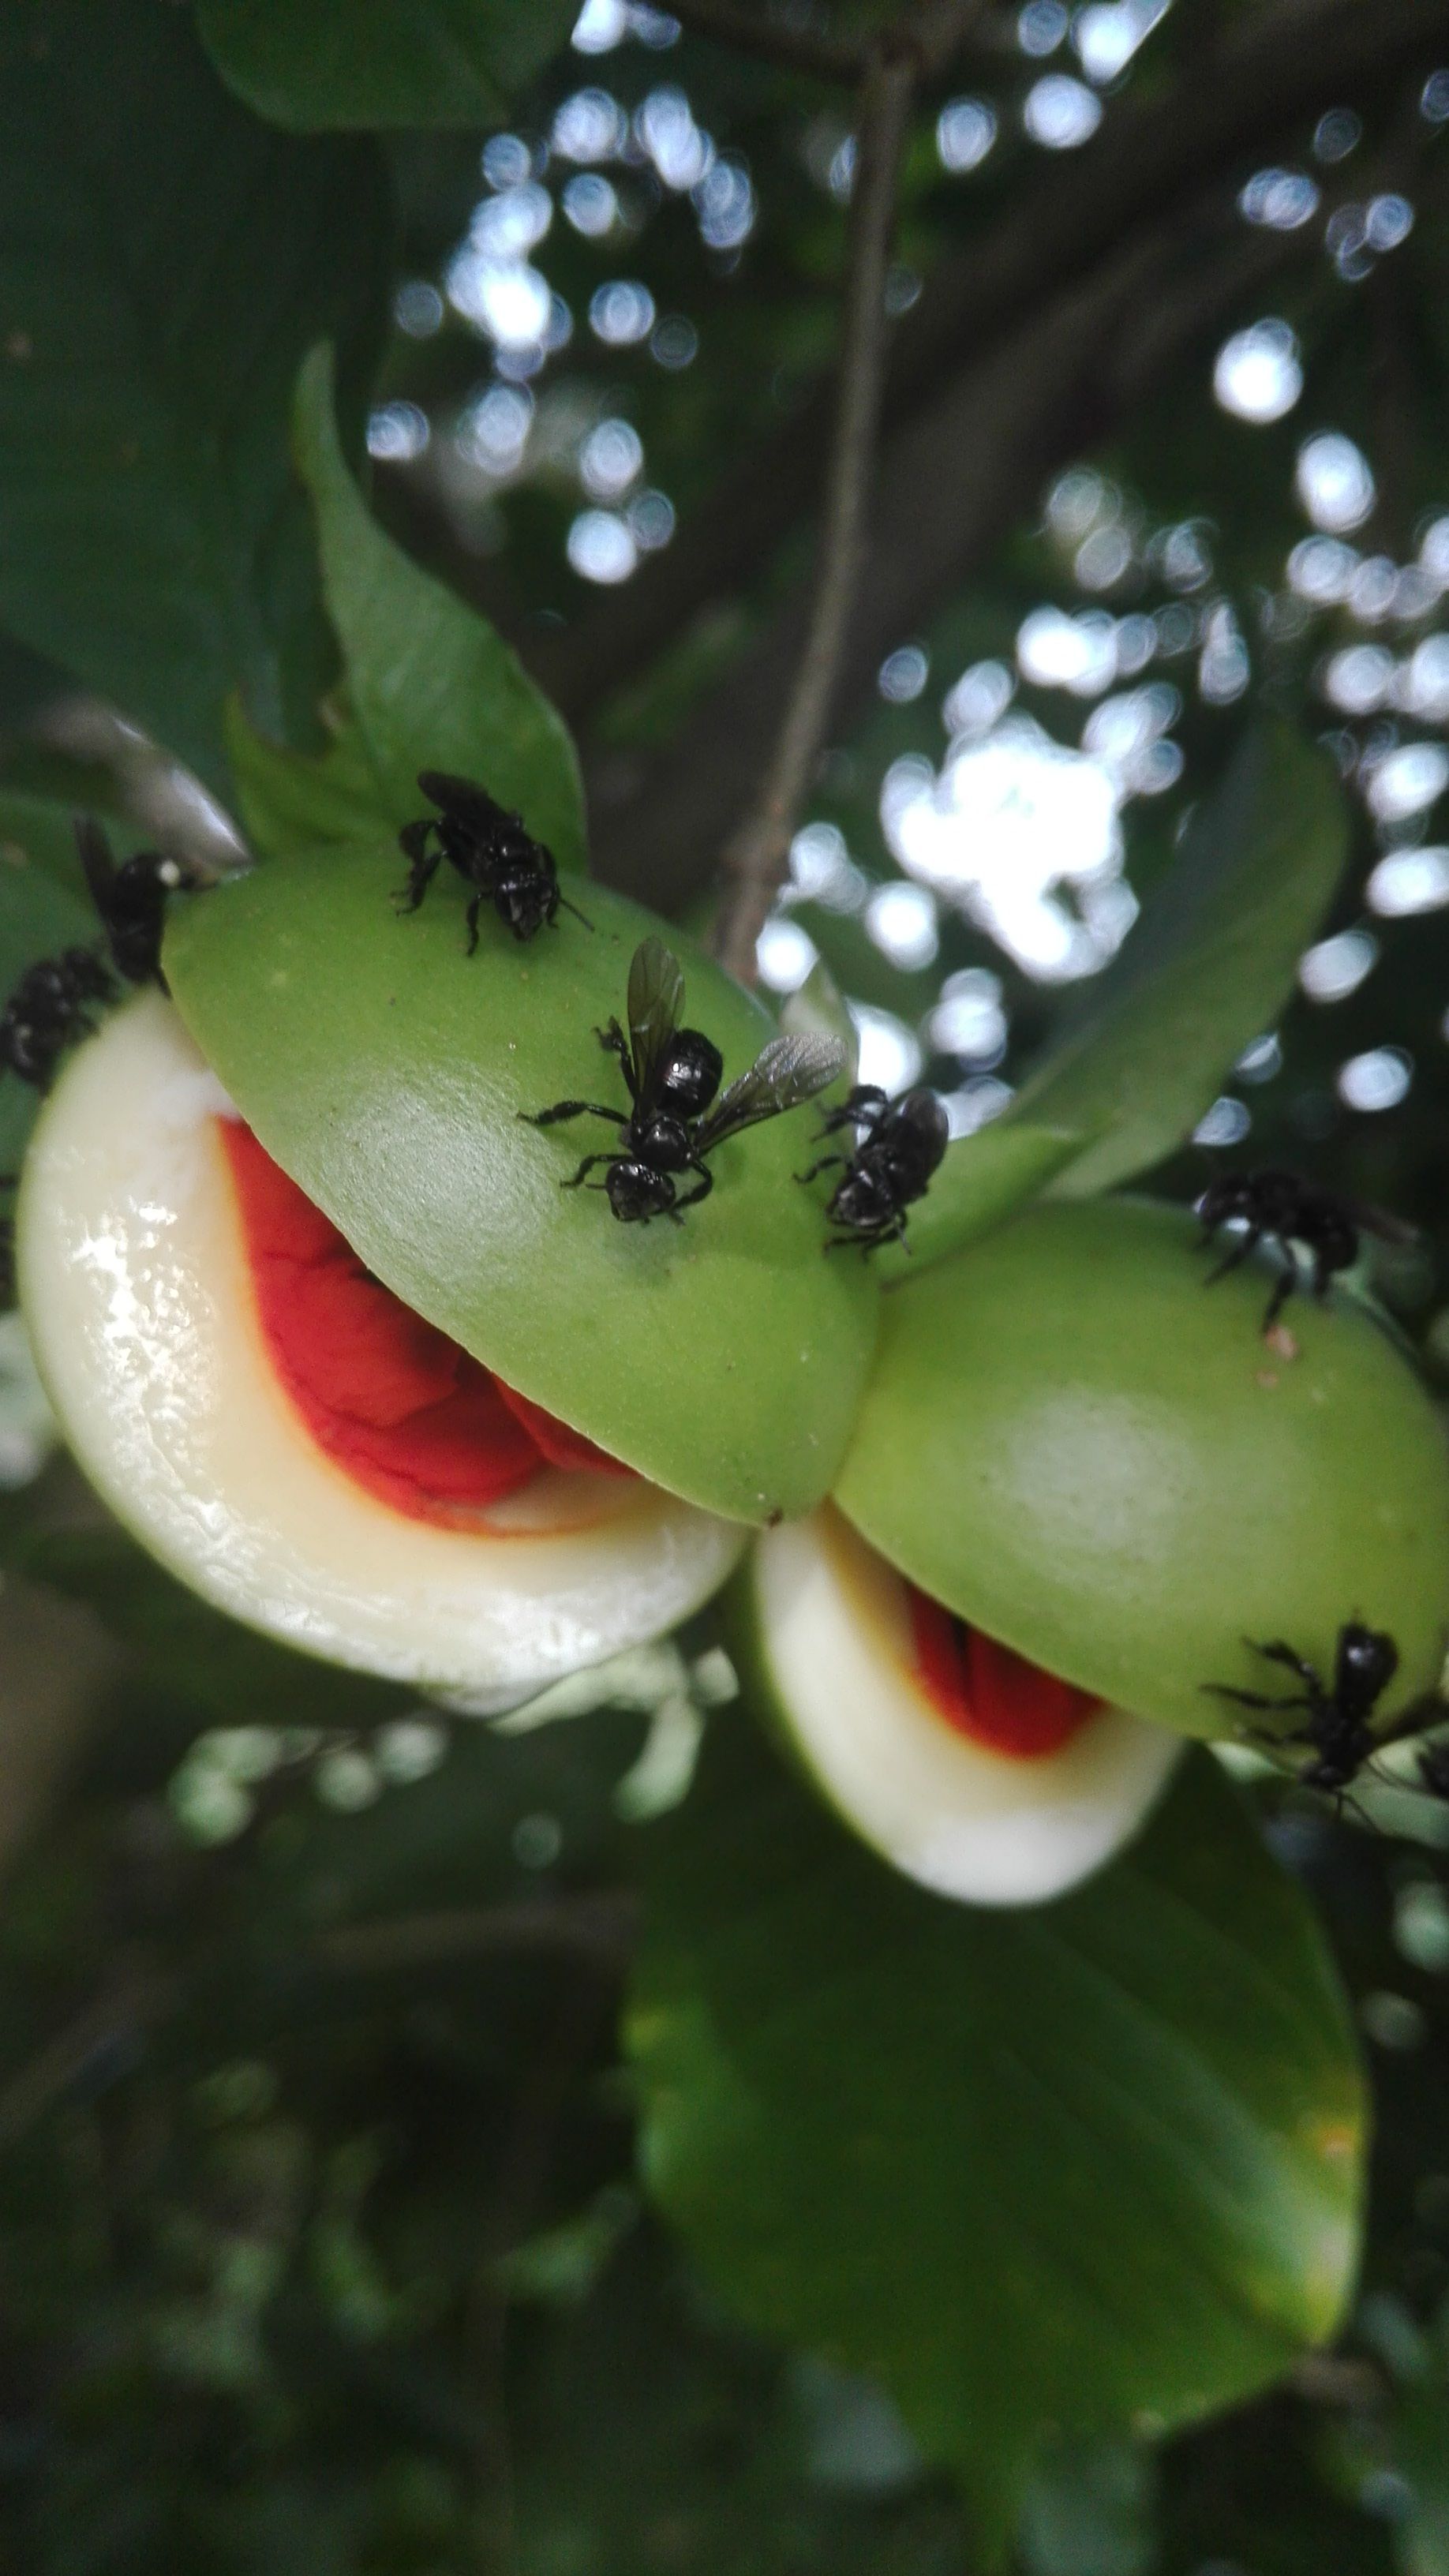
[218,1118,633,1527]
[907,1583,1100,1758]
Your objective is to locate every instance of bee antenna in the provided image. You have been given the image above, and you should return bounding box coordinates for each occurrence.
[558,894,595,932]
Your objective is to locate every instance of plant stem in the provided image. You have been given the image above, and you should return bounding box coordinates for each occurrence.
[669,0,995,82]
[711,44,915,982]
[0,1897,637,2152]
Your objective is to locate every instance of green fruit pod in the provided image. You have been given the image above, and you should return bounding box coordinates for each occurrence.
[18,992,749,1702]
[833,1197,1449,1739]
[728,1507,1184,1904]
[161,848,877,1526]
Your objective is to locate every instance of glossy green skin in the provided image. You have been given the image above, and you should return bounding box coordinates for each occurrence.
[835,1198,1449,1738]
[163,848,878,1523]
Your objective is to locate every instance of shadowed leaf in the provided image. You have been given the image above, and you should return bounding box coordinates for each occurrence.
[289,348,587,867]
[0,0,388,788]
[630,1719,1365,2558]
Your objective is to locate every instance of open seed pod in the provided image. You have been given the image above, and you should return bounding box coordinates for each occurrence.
[19,993,751,1700]
[833,1197,1449,1740]
[732,1507,1183,1904]
[159,849,876,1525]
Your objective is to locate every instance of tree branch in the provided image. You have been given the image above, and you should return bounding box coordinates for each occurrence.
[585,200,1339,912]
[667,0,863,80]
[712,47,915,979]
[533,0,1449,733]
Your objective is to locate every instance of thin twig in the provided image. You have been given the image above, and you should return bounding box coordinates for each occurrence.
[0,1955,174,2152]
[712,45,915,981]
[466,1957,618,2574]
[0,1897,638,2154]
[311,1894,637,1979]
[669,0,997,82]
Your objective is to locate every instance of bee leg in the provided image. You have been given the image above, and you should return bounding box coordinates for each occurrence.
[1311,1242,1345,1304]
[840,1085,887,1126]
[1202,1683,1312,1714]
[1252,1639,1323,1691]
[561,1152,618,1190]
[1261,1259,1298,1335]
[673,1162,715,1212]
[395,826,440,914]
[464,891,486,955]
[795,1152,848,1185]
[868,1217,909,1255]
[1204,1224,1262,1287]
[830,1217,904,1256]
[593,1018,637,1099]
[519,1102,627,1130]
[817,1088,885,1140]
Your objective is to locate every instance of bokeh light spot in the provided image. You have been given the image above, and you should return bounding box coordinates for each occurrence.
[1213,319,1301,423]
[1024,73,1103,148]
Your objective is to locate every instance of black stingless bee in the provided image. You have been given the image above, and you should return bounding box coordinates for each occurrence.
[522,935,845,1224]
[397,772,591,949]
[0,949,118,1091]
[75,815,200,990]
[1205,1620,1400,1797]
[797,1082,949,1254]
[0,819,200,1093]
[1195,1165,1413,1335]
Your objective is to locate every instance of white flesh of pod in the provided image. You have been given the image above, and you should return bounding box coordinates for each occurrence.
[751,1509,1183,1904]
[19,992,745,1698]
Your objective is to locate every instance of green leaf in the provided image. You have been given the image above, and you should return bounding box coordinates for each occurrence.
[224,692,393,858]
[0,0,389,790]
[1011,718,1348,1198]
[0,796,93,916]
[0,631,73,732]
[290,347,587,867]
[197,0,577,131]
[878,1120,1084,1280]
[779,958,859,1075]
[629,1720,1365,2557]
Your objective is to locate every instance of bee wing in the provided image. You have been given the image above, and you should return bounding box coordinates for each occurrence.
[1335,1192,1420,1249]
[696,1034,847,1151]
[417,769,474,802]
[1358,1209,1420,1249]
[415,769,507,822]
[73,815,117,910]
[900,1087,950,1151]
[627,936,686,1098]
